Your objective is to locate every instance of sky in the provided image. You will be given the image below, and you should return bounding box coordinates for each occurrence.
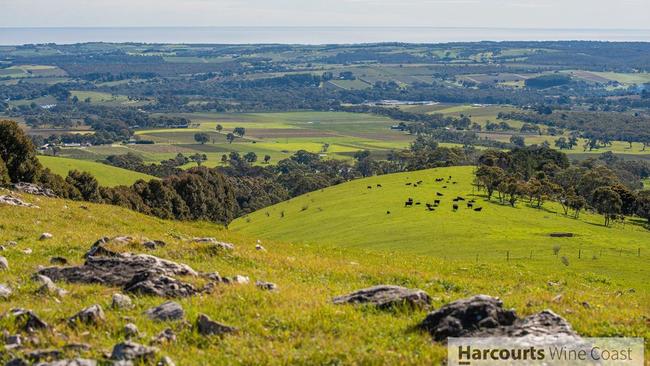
[0,0,648,29]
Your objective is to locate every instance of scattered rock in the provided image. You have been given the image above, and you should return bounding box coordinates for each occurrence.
[0,195,39,208]
[151,328,176,344]
[202,272,223,283]
[110,342,158,362]
[34,358,97,366]
[50,257,68,265]
[224,275,250,285]
[0,245,5,251]
[68,304,105,326]
[40,233,53,241]
[62,343,91,353]
[255,281,278,291]
[143,240,166,250]
[581,301,591,309]
[0,283,12,299]
[22,248,32,254]
[84,237,121,258]
[35,275,68,297]
[5,358,29,366]
[333,285,431,309]
[25,349,62,363]
[192,238,234,250]
[0,256,8,270]
[5,241,18,247]
[196,314,237,336]
[144,302,184,322]
[10,308,49,331]
[12,182,55,197]
[419,295,579,341]
[124,271,196,298]
[4,334,22,350]
[255,244,266,251]
[112,293,133,310]
[551,294,563,303]
[123,323,139,338]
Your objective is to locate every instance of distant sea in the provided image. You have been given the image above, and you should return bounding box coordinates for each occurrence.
[1,27,650,45]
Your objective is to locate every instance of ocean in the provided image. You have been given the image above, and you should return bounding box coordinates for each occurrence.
[1,27,650,45]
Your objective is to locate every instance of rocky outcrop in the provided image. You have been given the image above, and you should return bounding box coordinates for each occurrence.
[255,281,278,291]
[419,295,579,341]
[333,285,431,309]
[9,308,49,332]
[123,271,197,298]
[111,293,133,310]
[0,283,12,299]
[12,182,55,197]
[0,195,39,208]
[0,256,9,271]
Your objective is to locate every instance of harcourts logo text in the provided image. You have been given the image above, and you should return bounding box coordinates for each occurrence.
[448,337,644,365]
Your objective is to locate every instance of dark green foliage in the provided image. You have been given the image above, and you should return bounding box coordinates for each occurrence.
[524,74,572,88]
[0,156,9,185]
[592,187,622,226]
[130,179,189,220]
[66,170,101,202]
[0,120,42,183]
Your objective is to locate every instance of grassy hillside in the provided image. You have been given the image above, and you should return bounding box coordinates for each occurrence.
[38,156,156,187]
[1,189,648,364]
[232,166,650,291]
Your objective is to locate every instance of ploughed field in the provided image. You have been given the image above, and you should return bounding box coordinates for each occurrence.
[1,182,648,364]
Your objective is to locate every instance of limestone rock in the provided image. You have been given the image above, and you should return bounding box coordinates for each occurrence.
[224,275,250,285]
[0,283,11,299]
[192,238,234,250]
[35,275,68,297]
[151,328,176,344]
[112,293,133,310]
[0,195,39,208]
[123,323,139,338]
[34,359,97,366]
[0,256,8,271]
[419,295,579,341]
[50,257,68,265]
[10,308,49,331]
[68,304,105,326]
[40,233,53,241]
[157,356,176,366]
[12,182,55,197]
[333,285,431,309]
[144,302,184,322]
[255,281,278,291]
[124,271,196,298]
[196,314,237,336]
[110,342,158,362]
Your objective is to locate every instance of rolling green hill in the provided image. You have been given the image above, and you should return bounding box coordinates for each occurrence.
[232,166,650,291]
[38,156,156,187]
[1,190,648,364]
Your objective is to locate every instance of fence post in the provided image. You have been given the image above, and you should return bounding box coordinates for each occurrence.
[507,251,510,261]
[476,254,479,263]
[639,248,641,257]
[578,249,581,259]
[529,250,533,259]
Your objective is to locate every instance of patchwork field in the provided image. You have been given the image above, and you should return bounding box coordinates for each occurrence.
[38,156,156,187]
[232,166,650,291]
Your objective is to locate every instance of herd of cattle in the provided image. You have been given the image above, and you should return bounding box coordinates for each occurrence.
[366,175,484,214]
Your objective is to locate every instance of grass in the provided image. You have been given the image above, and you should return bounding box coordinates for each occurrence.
[1,185,649,364]
[38,156,156,187]
[232,166,650,291]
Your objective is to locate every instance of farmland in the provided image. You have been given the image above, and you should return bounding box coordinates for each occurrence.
[38,156,157,186]
[232,166,650,290]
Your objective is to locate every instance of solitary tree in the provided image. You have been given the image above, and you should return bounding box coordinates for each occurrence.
[194,133,210,145]
[190,153,208,167]
[244,152,258,163]
[233,127,246,137]
[221,154,228,165]
[226,133,236,144]
[215,124,223,133]
[510,135,525,147]
[264,154,271,164]
[592,187,622,226]
[0,119,42,183]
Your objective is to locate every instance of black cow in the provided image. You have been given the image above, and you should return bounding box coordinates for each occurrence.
[467,202,474,208]
[453,204,459,211]
[415,202,421,205]
[452,182,458,184]
[386,210,391,214]
[405,183,412,186]
[426,206,435,211]
[435,178,444,182]
[404,201,413,207]
[474,207,483,212]
[442,185,447,189]
[456,196,465,201]
[416,180,423,184]
[377,184,382,188]
[367,186,372,189]
[434,199,441,205]
[436,192,444,197]
[453,198,459,202]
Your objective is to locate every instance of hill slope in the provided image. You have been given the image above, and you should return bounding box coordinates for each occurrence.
[1,189,648,364]
[38,155,156,187]
[232,166,650,290]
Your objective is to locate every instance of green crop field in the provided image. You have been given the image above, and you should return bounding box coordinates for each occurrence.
[1,186,648,364]
[232,166,650,291]
[38,156,156,187]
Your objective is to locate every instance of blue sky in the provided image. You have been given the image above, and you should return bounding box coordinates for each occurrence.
[0,0,647,29]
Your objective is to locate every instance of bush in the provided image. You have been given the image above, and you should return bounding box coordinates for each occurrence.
[0,156,9,185]
[0,120,42,183]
